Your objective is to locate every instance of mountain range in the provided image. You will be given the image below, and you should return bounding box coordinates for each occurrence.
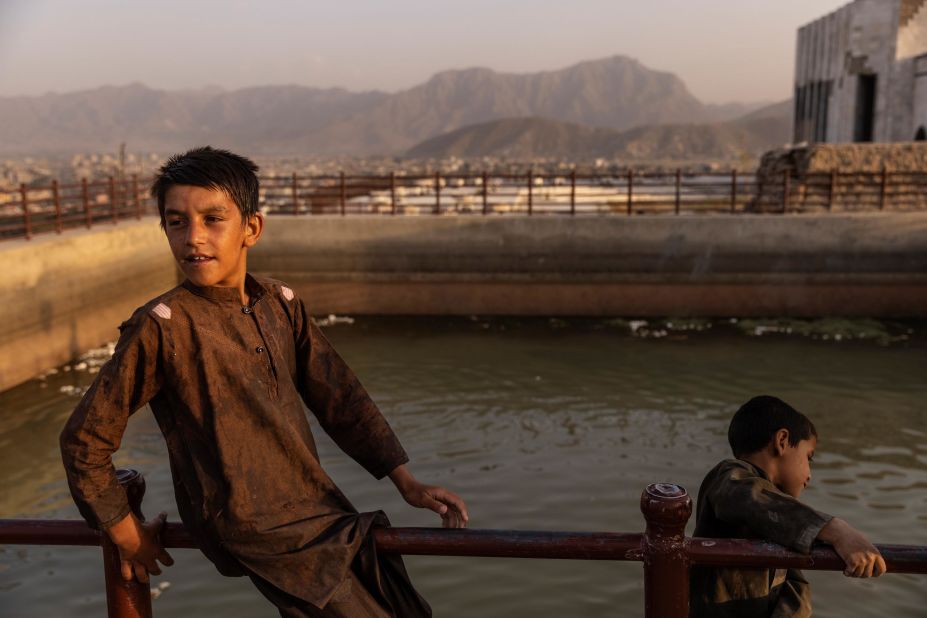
[0,56,790,161]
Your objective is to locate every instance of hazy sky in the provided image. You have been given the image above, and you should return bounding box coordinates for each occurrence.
[0,0,849,103]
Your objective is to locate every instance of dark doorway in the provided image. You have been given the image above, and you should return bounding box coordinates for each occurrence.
[915,126,926,141]
[854,74,877,142]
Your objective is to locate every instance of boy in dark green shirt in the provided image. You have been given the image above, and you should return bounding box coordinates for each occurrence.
[690,396,885,617]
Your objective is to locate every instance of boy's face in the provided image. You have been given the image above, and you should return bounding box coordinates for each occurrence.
[777,435,816,498]
[163,185,261,290]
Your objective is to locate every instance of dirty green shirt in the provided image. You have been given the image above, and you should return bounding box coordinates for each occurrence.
[690,459,833,618]
[60,274,427,614]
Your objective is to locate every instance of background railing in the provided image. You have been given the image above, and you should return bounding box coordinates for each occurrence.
[3,169,926,242]
[1,471,924,618]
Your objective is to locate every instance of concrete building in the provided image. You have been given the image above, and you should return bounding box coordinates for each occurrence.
[794,0,927,143]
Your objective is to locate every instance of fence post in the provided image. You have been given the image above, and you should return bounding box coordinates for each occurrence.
[390,171,397,215]
[434,172,441,215]
[828,169,836,211]
[108,176,118,224]
[730,169,738,213]
[782,170,790,214]
[880,167,888,211]
[339,172,346,216]
[52,179,62,233]
[570,170,576,216]
[82,178,92,228]
[101,469,153,618]
[482,171,489,215]
[527,169,533,216]
[675,169,681,215]
[132,175,142,220]
[640,483,692,618]
[19,183,31,240]
[627,169,634,216]
[291,173,299,215]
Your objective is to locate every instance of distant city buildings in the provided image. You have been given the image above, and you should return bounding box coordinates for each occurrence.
[794,0,927,143]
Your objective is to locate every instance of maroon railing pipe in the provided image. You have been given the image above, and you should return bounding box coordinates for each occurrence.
[52,179,62,233]
[640,483,691,618]
[20,183,31,240]
[101,469,153,618]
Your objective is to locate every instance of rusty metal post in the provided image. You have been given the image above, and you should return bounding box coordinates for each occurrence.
[82,178,92,228]
[782,170,790,214]
[52,179,62,233]
[20,183,31,240]
[570,170,576,216]
[434,172,441,215]
[390,171,397,215]
[675,169,681,215]
[730,169,738,213]
[640,483,692,618]
[132,175,142,219]
[482,171,488,215]
[879,167,888,211]
[108,176,118,224]
[627,169,634,216]
[101,469,152,618]
[339,172,346,216]
[828,169,836,211]
[291,173,299,215]
[527,169,533,215]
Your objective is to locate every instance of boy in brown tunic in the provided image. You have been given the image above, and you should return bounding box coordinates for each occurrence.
[690,395,885,617]
[60,147,468,617]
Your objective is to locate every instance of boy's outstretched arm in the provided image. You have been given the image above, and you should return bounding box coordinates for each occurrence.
[107,511,175,583]
[817,517,887,578]
[389,464,469,529]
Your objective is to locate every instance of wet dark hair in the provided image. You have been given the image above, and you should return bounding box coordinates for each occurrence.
[150,146,259,227]
[728,395,817,458]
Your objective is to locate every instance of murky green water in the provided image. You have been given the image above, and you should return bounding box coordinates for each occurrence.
[1,318,925,617]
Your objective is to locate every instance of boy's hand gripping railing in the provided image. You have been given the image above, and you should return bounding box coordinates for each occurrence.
[1,472,926,618]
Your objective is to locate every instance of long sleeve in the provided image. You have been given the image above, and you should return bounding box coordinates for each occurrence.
[704,460,832,553]
[292,295,408,479]
[59,310,163,529]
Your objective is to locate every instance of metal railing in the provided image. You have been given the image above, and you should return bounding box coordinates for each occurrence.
[3,169,926,242]
[1,470,924,618]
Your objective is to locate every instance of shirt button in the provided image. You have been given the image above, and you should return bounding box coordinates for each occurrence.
[256,346,265,353]
[241,306,252,314]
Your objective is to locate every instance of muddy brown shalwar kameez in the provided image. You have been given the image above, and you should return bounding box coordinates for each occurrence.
[689,459,833,618]
[60,274,430,616]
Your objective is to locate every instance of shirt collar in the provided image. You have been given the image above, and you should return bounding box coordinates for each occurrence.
[737,458,770,481]
[181,273,267,306]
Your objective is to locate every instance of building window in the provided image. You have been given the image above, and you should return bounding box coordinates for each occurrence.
[854,74,877,142]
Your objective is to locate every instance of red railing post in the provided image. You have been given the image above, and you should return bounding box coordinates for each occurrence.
[82,178,92,228]
[782,170,791,214]
[675,169,681,215]
[132,175,142,220]
[291,173,299,215]
[390,171,397,215]
[730,169,738,213]
[339,172,346,216]
[627,169,634,216]
[640,483,692,618]
[880,167,888,211]
[20,183,32,240]
[434,172,441,215]
[527,169,533,215]
[828,169,837,211]
[570,170,576,216]
[101,469,153,618]
[52,179,62,233]
[108,176,118,224]
[482,171,489,215]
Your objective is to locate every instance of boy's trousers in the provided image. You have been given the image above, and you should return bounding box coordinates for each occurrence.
[250,570,391,618]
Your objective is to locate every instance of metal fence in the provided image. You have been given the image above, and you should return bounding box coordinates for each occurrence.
[3,169,926,242]
[0,470,924,618]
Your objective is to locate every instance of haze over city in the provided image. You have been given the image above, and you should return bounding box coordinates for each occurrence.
[2,0,847,103]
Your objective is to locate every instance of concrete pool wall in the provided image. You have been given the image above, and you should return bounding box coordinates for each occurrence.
[3,212,927,391]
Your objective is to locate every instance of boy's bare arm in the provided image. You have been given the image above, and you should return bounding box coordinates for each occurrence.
[817,517,886,578]
[388,464,469,528]
[106,511,175,583]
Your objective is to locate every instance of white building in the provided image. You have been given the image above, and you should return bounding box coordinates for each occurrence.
[794,0,927,143]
